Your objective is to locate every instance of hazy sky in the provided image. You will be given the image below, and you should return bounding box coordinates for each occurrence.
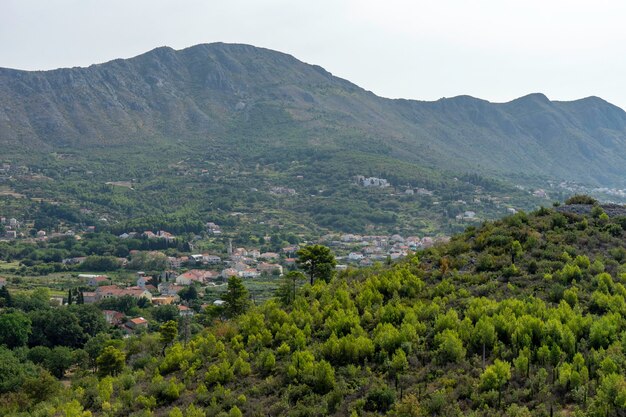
[3,0,626,108]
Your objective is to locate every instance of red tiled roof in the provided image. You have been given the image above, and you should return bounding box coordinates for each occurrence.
[129,317,147,325]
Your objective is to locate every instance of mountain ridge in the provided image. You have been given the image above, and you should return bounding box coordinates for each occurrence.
[2,42,626,186]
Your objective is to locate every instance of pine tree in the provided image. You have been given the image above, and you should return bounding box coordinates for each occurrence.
[224,276,250,317]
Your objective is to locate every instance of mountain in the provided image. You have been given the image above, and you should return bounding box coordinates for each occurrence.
[2,43,626,187]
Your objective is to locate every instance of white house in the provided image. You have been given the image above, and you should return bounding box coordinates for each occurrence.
[239,269,261,278]
[348,252,364,261]
[203,254,221,264]
[178,305,195,317]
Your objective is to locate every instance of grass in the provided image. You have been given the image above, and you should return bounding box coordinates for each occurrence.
[0,261,20,271]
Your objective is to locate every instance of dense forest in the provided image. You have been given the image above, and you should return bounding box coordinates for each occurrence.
[3,198,626,416]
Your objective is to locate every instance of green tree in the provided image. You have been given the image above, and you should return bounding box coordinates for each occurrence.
[80,255,122,271]
[565,195,598,205]
[591,205,605,219]
[229,406,243,417]
[70,304,108,337]
[307,360,336,394]
[296,245,336,285]
[591,373,626,416]
[22,369,61,403]
[0,348,23,393]
[160,320,179,353]
[96,346,125,376]
[474,316,496,369]
[435,329,466,364]
[84,333,111,369]
[390,348,409,390]
[153,304,180,323]
[29,308,86,348]
[277,270,306,305]
[0,286,12,307]
[480,359,511,409]
[224,276,250,317]
[45,346,74,378]
[0,311,32,348]
[178,285,198,302]
[258,350,276,375]
[511,240,523,264]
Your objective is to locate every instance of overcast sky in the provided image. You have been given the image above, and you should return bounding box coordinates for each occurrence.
[3,0,626,108]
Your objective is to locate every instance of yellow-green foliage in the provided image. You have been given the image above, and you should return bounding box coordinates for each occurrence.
[8,206,626,417]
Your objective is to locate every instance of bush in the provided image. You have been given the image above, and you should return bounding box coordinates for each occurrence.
[565,195,598,205]
[365,385,396,412]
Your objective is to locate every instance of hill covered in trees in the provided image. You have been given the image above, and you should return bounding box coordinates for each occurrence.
[4,43,626,236]
[3,198,626,416]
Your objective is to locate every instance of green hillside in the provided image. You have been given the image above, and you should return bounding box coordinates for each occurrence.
[3,199,626,416]
[4,43,626,235]
[2,43,626,187]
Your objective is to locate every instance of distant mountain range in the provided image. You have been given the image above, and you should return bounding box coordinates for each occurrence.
[2,42,626,187]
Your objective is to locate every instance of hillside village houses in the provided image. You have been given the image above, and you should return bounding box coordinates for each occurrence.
[320,233,448,267]
[82,274,110,287]
[158,282,186,297]
[206,222,222,235]
[92,285,153,302]
[125,317,148,332]
[354,175,390,188]
[117,230,178,242]
[175,269,219,285]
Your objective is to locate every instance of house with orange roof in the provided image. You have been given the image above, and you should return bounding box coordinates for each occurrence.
[87,275,110,287]
[178,305,195,317]
[125,317,148,332]
[102,310,125,325]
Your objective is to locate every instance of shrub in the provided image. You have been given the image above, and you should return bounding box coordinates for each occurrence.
[365,385,396,412]
[565,195,598,205]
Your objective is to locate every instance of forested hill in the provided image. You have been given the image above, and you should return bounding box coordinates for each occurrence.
[4,198,626,416]
[2,43,626,186]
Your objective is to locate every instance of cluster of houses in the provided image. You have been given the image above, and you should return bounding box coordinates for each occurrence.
[206,222,221,235]
[354,175,390,188]
[0,162,29,178]
[404,187,434,196]
[81,273,202,333]
[1,216,21,239]
[80,274,154,304]
[222,246,285,278]
[166,246,287,279]
[270,186,297,196]
[118,230,176,242]
[455,210,480,221]
[321,233,449,268]
[0,215,98,241]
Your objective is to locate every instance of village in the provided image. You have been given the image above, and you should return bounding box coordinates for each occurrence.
[0,212,456,336]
